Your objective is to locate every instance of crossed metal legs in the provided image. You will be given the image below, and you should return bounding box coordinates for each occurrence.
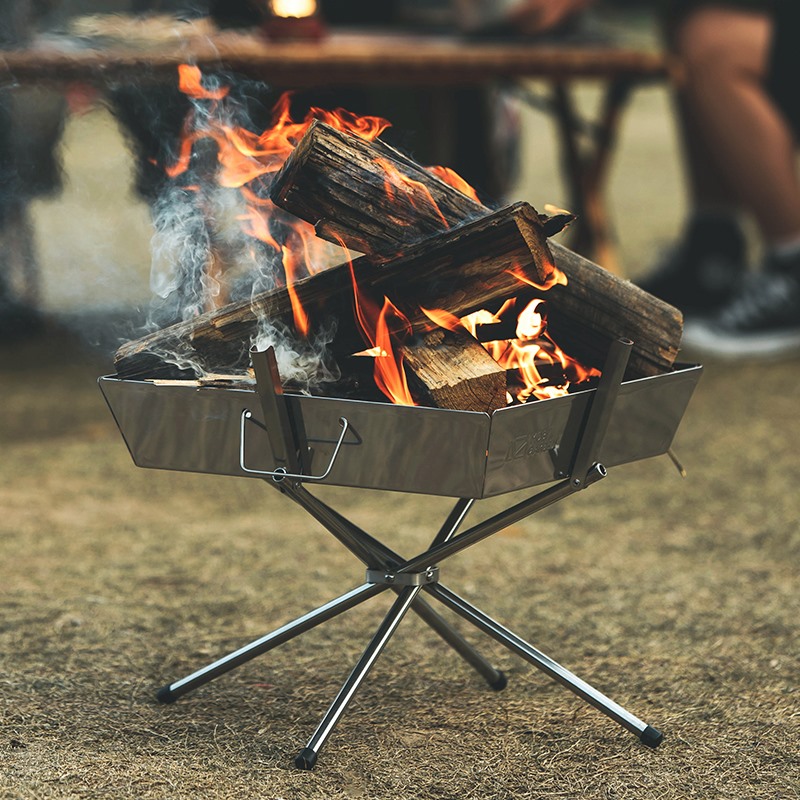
[156,463,663,769]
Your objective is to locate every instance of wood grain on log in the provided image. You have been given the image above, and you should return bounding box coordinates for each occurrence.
[270,120,486,258]
[403,328,507,413]
[114,202,551,380]
[547,242,683,379]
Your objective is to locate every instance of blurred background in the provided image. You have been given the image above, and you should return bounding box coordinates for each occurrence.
[1,0,682,338]
[2,3,798,798]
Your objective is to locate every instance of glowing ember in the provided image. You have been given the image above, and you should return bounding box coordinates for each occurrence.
[425,273,601,403]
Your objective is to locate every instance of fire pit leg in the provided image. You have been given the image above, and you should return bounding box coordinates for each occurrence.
[295,584,424,770]
[408,596,507,692]
[147,336,666,767]
[426,583,663,749]
[283,483,507,691]
[156,582,386,704]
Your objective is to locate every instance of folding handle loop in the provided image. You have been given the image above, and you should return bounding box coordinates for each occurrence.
[239,409,349,482]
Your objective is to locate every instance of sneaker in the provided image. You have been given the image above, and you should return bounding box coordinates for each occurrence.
[681,264,800,360]
[638,214,747,316]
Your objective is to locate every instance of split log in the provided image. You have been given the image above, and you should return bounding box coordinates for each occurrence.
[472,246,684,380]
[547,242,683,380]
[403,328,507,413]
[270,119,486,259]
[269,121,683,378]
[116,121,682,386]
[270,119,571,259]
[114,202,552,380]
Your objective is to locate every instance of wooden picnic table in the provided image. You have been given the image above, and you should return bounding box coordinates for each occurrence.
[0,29,669,85]
[0,27,676,273]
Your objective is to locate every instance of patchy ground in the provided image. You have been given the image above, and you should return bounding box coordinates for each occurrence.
[1,65,798,799]
[2,313,798,799]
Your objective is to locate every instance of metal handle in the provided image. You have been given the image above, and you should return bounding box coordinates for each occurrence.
[239,409,349,482]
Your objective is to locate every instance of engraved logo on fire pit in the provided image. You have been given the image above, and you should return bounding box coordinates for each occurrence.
[505,430,559,461]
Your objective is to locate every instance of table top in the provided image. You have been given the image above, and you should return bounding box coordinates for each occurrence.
[0,27,671,88]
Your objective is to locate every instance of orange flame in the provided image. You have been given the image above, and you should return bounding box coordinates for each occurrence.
[420,306,464,334]
[459,293,600,402]
[374,157,450,230]
[508,263,568,292]
[281,245,310,336]
[426,165,481,204]
[340,238,414,406]
[167,65,598,406]
[168,67,392,329]
[425,271,599,402]
[177,64,229,101]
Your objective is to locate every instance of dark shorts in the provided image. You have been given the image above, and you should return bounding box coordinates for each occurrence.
[663,1,800,137]
[767,2,800,135]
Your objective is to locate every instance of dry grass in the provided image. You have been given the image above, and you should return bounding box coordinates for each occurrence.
[2,326,799,799]
[2,61,799,799]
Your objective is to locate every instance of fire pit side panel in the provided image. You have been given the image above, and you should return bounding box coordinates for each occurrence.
[597,365,702,467]
[99,379,492,498]
[291,395,491,497]
[484,392,589,498]
[483,365,702,498]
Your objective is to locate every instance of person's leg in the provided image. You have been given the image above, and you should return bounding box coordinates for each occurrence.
[638,7,780,314]
[675,7,800,243]
[670,6,800,356]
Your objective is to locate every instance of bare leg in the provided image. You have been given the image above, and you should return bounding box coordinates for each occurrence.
[652,7,800,357]
[673,7,800,245]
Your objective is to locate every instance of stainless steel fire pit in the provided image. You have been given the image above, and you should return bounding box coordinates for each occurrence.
[99,363,700,499]
[99,340,702,769]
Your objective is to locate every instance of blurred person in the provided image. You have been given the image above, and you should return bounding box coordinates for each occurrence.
[504,0,800,359]
[640,1,800,358]
[0,0,66,339]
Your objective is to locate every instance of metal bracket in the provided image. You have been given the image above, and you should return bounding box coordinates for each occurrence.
[366,567,440,587]
[250,346,303,474]
[239,409,349,483]
[568,337,632,487]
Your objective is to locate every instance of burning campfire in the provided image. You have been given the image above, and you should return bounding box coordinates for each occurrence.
[115,66,683,413]
[99,67,700,769]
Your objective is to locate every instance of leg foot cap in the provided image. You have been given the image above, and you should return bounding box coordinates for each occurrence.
[489,670,508,692]
[156,685,177,704]
[295,747,318,770]
[640,725,664,749]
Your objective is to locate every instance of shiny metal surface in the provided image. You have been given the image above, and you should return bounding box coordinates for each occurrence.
[239,409,349,482]
[99,363,701,498]
[483,364,702,496]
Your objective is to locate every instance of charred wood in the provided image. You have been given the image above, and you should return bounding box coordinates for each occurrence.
[269,119,487,259]
[114,202,552,380]
[546,242,683,379]
[268,121,682,378]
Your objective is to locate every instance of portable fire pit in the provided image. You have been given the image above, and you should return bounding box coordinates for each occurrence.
[100,339,701,769]
[98,77,702,768]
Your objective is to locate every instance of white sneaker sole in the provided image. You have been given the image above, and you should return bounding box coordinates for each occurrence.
[681,320,800,360]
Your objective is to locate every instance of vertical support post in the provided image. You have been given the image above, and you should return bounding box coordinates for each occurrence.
[250,346,301,475]
[568,337,632,486]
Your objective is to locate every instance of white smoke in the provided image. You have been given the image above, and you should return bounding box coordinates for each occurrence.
[140,71,344,388]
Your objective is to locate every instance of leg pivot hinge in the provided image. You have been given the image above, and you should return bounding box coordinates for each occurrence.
[366,566,439,586]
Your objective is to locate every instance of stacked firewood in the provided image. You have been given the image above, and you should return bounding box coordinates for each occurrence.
[114,120,683,412]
